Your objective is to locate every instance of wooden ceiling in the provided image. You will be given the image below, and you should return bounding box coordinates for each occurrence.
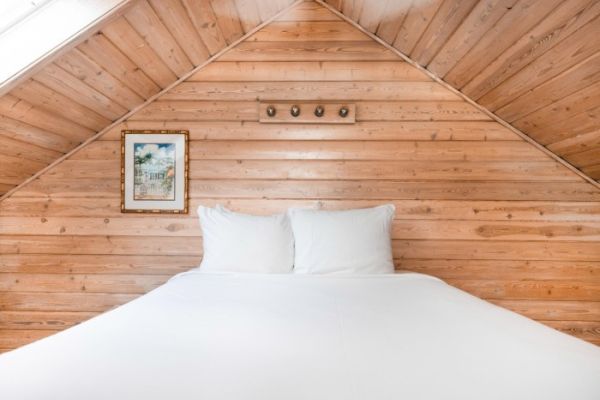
[323,0,600,181]
[0,0,599,198]
[0,0,295,197]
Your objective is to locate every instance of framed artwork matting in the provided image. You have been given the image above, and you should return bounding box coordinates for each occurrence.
[121,130,188,214]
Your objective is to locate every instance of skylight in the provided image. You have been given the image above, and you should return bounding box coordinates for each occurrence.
[0,0,53,36]
[0,0,130,94]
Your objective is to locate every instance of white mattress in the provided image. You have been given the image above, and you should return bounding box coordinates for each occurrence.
[1,271,599,399]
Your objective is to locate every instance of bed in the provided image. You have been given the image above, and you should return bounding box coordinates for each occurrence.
[1,271,599,399]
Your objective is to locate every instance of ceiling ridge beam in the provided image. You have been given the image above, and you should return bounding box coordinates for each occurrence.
[314,0,600,191]
[0,0,304,203]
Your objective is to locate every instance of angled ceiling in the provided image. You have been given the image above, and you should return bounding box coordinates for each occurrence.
[0,0,599,198]
[0,0,295,197]
[323,0,600,180]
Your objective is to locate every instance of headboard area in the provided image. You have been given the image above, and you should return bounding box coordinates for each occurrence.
[1,1,599,351]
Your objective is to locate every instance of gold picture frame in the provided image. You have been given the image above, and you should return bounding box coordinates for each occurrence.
[121,130,189,214]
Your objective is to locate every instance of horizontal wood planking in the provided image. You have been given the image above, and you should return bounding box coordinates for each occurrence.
[188,61,431,81]
[492,300,600,322]
[2,236,600,261]
[448,279,600,302]
[73,140,548,162]
[0,292,139,312]
[0,197,600,223]
[0,275,598,303]
[0,273,169,294]
[161,81,460,101]
[2,0,599,351]
[0,0,295,196]
[0,94,94,142]
[250,20,370,41]
[0,254,199,275]
[278,0,341,21]
[330,0,600,184]
[127,100,491,122]
[218,40,399,61]
[38,159,578,181]
[3,217,600,242]
[400,259,600,282]
[542,320,600,345]
[3,198,600,222]
[11,178,600,201]
[0,136,63,165]
[99,120,519,141]
[0,115,78,153]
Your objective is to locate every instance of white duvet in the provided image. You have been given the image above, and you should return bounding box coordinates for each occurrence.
[1,271,599,400]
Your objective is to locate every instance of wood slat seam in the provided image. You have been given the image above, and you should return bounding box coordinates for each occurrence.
[314,0,600,191]
[0,0,306,203]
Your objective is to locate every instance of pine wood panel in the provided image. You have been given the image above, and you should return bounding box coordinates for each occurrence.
[0,0,294,197]
[188,60,431,81]
[33,63,127,120]
[0,94,93,141]
[218,40,398,61]
[123,1,194,77]
[0,311,98,330]
[148,0,210,66]
[100,17,178,88]
[74,140,548,162]
[56,48,146,109]
[4,198,600,224]
[4,216,600,242]
[1,1,599,353]
[11,178,600,201]
[250,21,369,41]
[36,159,576,181]
[2,0,599,193]
[0,115,77,153]
[328,0,600,183]
[162,81,459,101]
[77,32,161,99]
[99,120,519,141]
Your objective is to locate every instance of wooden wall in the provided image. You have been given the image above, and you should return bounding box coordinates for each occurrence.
[324,0,600,182]
[1,1,599,352]
[0,0,295,197]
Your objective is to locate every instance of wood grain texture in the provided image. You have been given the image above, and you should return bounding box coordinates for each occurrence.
[3,0,599,199]
[329,0,600,183]
[0,0,293,197]
[0,1,599,352]
[2,0,599,193]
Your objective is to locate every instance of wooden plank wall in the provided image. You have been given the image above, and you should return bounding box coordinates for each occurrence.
[323,0,600,182]
[1,1,599,351]
[0,0,295,197]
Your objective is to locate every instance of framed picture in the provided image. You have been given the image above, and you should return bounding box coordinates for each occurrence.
[121,130,188,214]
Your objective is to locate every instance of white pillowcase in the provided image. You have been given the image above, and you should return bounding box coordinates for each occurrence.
[288,205,395,274]
[197,205,294,273]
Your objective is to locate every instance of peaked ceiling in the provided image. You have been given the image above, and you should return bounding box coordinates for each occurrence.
[0,0,599,199]
[0,0,296,198]
[324,0,600,180]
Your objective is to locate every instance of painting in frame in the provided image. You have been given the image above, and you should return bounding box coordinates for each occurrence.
[121,130,188,214]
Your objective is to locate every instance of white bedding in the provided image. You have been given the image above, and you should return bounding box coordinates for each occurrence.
[1,271,599,399]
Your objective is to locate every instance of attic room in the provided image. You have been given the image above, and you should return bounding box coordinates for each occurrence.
[0,0,599,398]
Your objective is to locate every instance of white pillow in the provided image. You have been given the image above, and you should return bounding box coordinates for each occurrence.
[288,205,395,274]
[197,205,294,273]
